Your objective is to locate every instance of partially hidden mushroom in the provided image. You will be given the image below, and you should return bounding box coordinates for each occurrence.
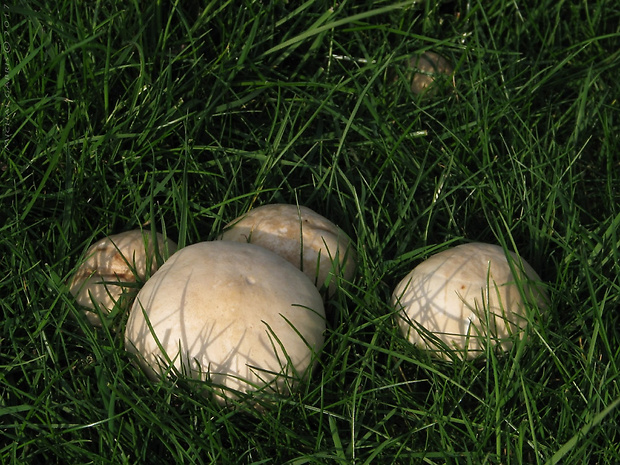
[69,230,177,326]
[124,241,326,405]
[400,51,454,96]
[392,243,548,360]
[218,204,356,297]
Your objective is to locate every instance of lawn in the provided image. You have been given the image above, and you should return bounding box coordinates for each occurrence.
[1,1,619,463]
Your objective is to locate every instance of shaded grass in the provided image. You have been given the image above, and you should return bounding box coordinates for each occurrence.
[1,0,620,463]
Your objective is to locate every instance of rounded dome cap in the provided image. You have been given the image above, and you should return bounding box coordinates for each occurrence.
[125,241,326,404]
[69,230,177,325]
[219,204,356,296]
[399,51,454,96]
[392,243,547,359]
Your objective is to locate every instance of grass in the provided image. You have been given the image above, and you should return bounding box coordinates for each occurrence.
[1,0,619,463]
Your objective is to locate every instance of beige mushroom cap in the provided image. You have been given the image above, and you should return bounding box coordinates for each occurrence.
[125,241,326,404]
[69,230,177,325]
[219,204,356,296]
[392,243,548,360]
[404,51,454,96]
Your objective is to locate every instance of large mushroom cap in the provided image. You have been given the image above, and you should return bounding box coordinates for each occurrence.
[125,241,326,404]
[392,243,547,360]
[69,230,177,326]
[219,204,356,296]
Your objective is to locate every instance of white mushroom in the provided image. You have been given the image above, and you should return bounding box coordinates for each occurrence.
[392,243,547,360]
[69,230,177,325]
[125,241,326,404]
[401,51,454,96]
[219,204,356,296]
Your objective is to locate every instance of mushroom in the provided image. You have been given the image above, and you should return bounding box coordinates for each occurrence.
[400,51,454,96]
[69,230,177,325]
[392,243,547,360]
[124,241,326,405]
[218,204,356,296]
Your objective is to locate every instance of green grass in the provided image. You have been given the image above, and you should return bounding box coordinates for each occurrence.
[1,0,619,463]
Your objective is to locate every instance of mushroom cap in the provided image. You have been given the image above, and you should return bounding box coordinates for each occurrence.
[219,204,356,296]
[69,230,177,325]
[392,243,547,360]
[404,51,454,96]
[125,241,326,404]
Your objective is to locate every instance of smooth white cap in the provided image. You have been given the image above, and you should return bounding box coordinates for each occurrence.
[69,230,177,325]
[392,243,547,359]
[125,241,326,404]
[219,204,356,296]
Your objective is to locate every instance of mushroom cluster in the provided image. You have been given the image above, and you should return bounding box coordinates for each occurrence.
[70,204,355,404]
[70,202,548,404]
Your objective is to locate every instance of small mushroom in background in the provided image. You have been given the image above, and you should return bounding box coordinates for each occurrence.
[69,230,177,326]
[399,51,454,96]
[124,241,326,405]
[392,243,548,360]
[218,204,356,297]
